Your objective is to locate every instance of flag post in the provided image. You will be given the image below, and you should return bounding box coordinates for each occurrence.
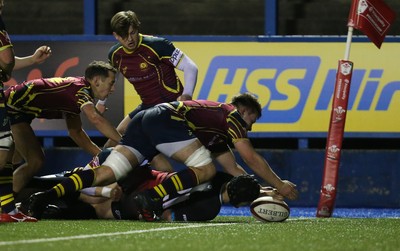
[316,0,396,217]
[344,26,354,61]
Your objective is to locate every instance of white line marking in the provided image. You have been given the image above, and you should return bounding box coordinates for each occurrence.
[0,223,236,246]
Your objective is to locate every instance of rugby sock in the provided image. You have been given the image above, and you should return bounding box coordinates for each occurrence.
[46,168,95,199]
[149,168,198,199]
[0,163,16,213]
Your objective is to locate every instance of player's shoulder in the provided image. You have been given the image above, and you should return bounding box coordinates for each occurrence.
[141,34,171,46]
[141,34,175,56]
[108,43,123,55]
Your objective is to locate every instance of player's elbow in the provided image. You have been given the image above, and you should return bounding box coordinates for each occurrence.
[189,63,198,75]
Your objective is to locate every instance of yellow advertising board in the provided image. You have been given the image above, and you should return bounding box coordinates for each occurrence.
[124,42,400,135]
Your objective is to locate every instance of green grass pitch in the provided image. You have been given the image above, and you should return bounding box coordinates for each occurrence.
[1,216,399,251]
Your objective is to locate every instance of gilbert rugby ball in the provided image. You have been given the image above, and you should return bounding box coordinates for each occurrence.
[250,196,290,222]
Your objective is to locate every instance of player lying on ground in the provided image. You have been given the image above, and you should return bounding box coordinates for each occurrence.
[18,150,279,221]
[19,169,269,221]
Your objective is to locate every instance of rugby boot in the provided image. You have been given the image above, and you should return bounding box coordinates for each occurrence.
[27,191,51,219]
[0,212,38,223]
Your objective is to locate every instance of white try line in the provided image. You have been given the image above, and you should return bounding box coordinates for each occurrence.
[0,222,237,246]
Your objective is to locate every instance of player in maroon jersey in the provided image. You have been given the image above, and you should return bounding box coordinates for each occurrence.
[27,92,297,221]
[5,61,122,197]
[0,0,52,223]
[99,10,198,171]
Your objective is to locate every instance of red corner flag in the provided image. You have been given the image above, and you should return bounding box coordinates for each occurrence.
[348,0,396,48]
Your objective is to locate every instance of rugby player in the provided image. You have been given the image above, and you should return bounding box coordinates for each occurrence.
[27,93,298,221]
[100,10,198,171]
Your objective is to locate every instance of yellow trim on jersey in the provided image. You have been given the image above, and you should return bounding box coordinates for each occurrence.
[0,45,12,52]
[170,115,184,121]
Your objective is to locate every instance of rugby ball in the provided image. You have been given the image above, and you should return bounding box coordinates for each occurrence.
[250,196,290,222]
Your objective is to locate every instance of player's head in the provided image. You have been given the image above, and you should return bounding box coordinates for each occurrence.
[85,61,117,100]
[85,61,117,80]
[231,92,262,118]
[227,174,260,208]
[111,10,141,38]
[231,92,262,131]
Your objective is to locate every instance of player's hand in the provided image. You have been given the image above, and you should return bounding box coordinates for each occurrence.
[32,45,52,64]
[276,180,298,200]
[110,186,123,201]
[177,94,192,101]
[259,186,285,201]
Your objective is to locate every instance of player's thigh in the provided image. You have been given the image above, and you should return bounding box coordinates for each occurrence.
[11,122,44,161]
[170,139,204,161]
[151,153,173,172]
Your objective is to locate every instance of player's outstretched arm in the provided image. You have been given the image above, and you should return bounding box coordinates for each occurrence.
[14,45,52,70]
[234,139,298,200]
[81,104,122,145]
[213,149,247,176]
[65,113,102,156]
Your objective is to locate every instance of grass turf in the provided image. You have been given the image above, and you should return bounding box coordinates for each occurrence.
[1,216,399,251]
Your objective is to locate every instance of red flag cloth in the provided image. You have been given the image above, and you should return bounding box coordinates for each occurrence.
[348,0,396,48]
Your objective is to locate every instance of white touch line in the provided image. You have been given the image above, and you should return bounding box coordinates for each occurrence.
[0,223,236,246]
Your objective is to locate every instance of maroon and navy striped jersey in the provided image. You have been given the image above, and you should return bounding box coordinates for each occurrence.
[108,34,183,106]
[165,100,249,152]
[5,77,93,119]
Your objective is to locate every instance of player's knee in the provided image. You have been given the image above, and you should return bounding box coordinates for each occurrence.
[27,155,45,172]
[184,146,215,183]
[93,166,117,186]
[192,163,216,183]
[102,149,134,180]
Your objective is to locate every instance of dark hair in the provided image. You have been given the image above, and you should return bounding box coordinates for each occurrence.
[231,92,262,119]
[110,10,141,38]
[227,174,260,207]
[84,61,117,80]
